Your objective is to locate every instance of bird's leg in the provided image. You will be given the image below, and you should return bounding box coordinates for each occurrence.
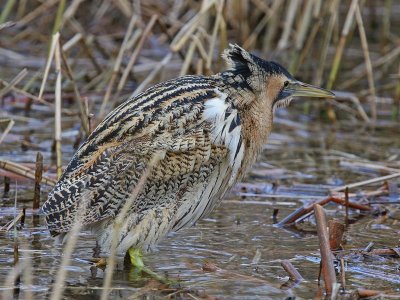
[127,247,170,284]
[128,247,144,269]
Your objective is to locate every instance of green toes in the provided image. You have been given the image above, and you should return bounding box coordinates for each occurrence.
[128,247,144,270]
[127,247,170,284]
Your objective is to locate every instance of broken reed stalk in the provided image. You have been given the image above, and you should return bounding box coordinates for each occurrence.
[32,152,43,209]
[355,4,377,122]
[101,152,162,300]
[54,34,62,179]
[314,204,337,295]
[0,159,56,186]
[328,220,345,251]
[281,260,303,282]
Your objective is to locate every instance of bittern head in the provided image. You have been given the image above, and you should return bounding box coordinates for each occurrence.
[222,44,335,110]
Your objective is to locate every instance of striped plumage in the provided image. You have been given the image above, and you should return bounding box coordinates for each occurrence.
[42,44,334,255]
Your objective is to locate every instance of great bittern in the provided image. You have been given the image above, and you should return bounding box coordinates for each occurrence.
[42,44,334,267]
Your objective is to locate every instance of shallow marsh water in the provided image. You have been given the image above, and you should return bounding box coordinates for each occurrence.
[1,101,400,299]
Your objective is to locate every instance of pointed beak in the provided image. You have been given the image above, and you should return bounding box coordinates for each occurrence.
[287,81,335,99]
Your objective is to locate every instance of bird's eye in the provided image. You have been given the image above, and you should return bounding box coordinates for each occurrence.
[284,81,289,87]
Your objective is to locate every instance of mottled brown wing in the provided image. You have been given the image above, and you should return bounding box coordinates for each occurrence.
[41,76,228,234]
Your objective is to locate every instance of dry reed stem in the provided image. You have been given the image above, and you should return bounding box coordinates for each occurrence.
[60,47,90,135]
[66,18,103,75]
[101,152,162,300]
[54,35,62,179]
[243,10,271,50]
[98,14,137,118]
[0,21,15,31]
[289,0,314,73]
[63,0,85,23]
[111,0,132,17]
[1,210,23,231]
[190,34,209,63]
[277,0,300,50]
[0,159,56,186]
[17,0,58,26]
[170,0,215,52]
[332,91,370,122]
[339,46,400,90]
[326,0,358,90]
[0,0,16,23]
[133,52,173,97]
[0,118,14,145]
[38,32,60,100]
[0,78,64,111]
[339,160,400,174]
[52,0,66,34]
[0,68,28,99]
[206,0,224,70]
[315,0,339,86]
[180,41,196,76]
[330,172,400,193]
[61,33,82,52]
[262,0,282,53]
[116,14,158,101]
[355,4,377,121]
[314,204,337,295]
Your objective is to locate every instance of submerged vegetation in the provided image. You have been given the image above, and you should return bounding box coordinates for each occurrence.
[1,0,400,299]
